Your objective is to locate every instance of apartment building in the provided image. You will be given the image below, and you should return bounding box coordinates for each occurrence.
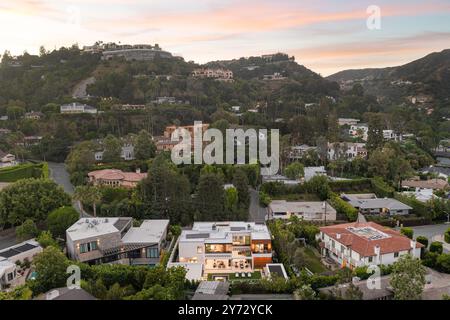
[66,218,169,266]
[167,222,273,281]
[341,193,412,216]
[268,200,337,222]
[318,222,423,269]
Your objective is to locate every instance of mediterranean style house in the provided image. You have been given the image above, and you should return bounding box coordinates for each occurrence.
[88,169,147,188]
[317,222,423,269]
[167,222,273,281]
[66,218,169,266]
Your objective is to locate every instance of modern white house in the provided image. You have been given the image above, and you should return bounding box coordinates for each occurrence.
[66,218,169,266]
[0,240,43,290]
[268,200,337,222]
[167,222,273,281]
[341,193,412,216]
[318,222,423,269]
[327,142,368,161]
[60,102,98,114]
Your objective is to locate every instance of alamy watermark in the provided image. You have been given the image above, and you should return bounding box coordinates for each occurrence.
[170,121,280,176]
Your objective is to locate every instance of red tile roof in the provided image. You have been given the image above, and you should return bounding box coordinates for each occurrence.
[319,222,423,257]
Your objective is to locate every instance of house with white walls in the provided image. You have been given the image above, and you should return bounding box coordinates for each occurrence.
[167,222,273,281]
[317,222,423,269]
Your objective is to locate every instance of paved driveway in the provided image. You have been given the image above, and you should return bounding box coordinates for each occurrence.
[248,189,267,224]
[48,162,75,195]
[408,224,450,241]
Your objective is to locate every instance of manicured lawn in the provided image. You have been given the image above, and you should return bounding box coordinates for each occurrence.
[301,247,328,274]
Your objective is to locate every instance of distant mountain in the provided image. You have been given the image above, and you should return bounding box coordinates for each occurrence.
[327,49,450,101]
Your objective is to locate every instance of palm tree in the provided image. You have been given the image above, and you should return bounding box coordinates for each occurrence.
[74,185,102,217]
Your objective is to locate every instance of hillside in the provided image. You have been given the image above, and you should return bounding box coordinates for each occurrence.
[328,49,450,101]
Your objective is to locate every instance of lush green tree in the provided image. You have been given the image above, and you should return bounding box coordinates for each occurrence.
[137,155,192,224]
[224,187,238,212]
[416,236,429,248]
[65,141,97,184]
[436,254,450,273]
[134,130,156,160]
[284,162,305,180]
[102,134,122,162]
[15,219,39,241]
[233,168,250,209]
[294,284,317,300]
[46,206,79,238]
[0,285,32,300]
[29,246,70,295]
[36,231,59,248]
[195,172,225,221]
[74,185,102,217]
[0,179,71,227]
[400,227,414,239]
[304,175,330,200]
[390,254,426,300]
[430,241,443,254]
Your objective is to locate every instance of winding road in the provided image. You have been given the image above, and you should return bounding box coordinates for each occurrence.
[47,162,91,218]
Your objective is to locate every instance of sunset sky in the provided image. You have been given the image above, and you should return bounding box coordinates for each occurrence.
[1,0,450,75]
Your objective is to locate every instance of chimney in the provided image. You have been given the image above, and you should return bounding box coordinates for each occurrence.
[410,240,418,257]
[336,233,341,240]
[136,168,141,174]
[374,245,381,257]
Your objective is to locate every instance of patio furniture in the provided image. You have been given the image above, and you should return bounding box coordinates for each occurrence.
[241,272,245,277]
[235,273,239,278]
[247,272,252,277]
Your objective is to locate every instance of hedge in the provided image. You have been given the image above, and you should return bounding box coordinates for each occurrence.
[329,192,358,222]
[445,228,450,244]
[329,179,372,193]
[370,177,395,198]
[365,215,431,227]
[394,193,430,218]
[0,163,49,182]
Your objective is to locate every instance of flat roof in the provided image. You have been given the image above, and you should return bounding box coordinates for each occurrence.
[180,222,271,242]
[342,194,412,210]
[0,240,40,259]
[67,217,131,241]
[121,220,169,244]
[269,200,336,214]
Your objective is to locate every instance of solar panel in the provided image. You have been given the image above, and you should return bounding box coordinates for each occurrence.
[0,249,18,258]
[186,233,210,239]
[14,243,37,252]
